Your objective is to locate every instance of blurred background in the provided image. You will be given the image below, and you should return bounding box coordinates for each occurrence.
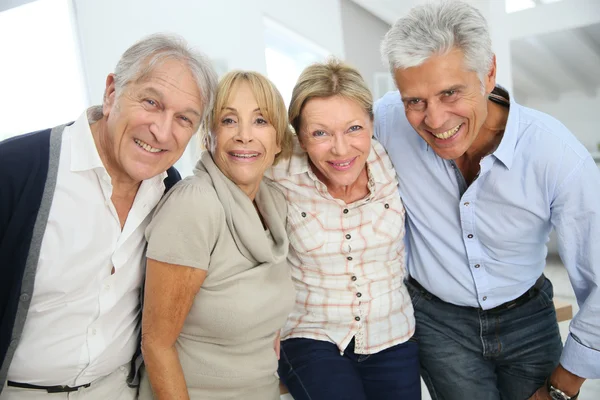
[1,0,598,398]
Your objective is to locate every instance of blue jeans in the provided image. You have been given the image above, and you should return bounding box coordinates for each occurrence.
[278,337,421,400]
[407,277,563,400]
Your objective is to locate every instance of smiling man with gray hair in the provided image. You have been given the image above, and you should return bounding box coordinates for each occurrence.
[0,33,217,399]
[375,1,600,399]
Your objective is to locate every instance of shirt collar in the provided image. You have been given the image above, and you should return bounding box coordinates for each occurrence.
[70,109,105,172]
[491,93,520,170]
[286,136,389,184]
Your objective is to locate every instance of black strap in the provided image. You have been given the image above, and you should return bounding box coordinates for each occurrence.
[7,380,91,393]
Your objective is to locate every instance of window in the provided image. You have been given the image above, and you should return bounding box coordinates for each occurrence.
[0,0,87,141]
[263,17,330,107]
[506,0,564,13]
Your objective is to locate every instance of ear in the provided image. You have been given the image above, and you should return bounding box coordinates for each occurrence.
[102,74,117,117]
[485,54,497,94]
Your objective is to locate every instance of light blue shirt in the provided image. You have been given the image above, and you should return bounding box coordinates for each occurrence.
[374,90,600,378]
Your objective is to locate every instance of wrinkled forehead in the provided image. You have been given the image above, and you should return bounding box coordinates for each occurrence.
[394,53,476,97]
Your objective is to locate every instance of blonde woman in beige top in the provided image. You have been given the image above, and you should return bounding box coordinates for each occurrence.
[138,71,295,400]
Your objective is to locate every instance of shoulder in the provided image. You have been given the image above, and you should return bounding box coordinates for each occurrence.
[515,104,589,167]
[0,129,52,167]
[154,172,224,223]
[0,129,53,199]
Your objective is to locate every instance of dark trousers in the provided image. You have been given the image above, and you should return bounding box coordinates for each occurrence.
[407,277,563,400]
[278,337,421,400]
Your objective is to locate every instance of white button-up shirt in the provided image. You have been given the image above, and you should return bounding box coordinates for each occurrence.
[267,138,415,355]
[7,111,167,386]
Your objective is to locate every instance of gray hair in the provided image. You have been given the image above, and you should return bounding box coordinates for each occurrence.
[109,33,218,130]
[381,0,493,87]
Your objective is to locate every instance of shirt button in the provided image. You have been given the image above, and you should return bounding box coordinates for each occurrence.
[384,203,390,209]
[467,234,474,239]
[474,264,480,268]
[351,276,357,281]
[482,296,487,301]
[343,209,349,214]
[20,293,30,302]
[355,316,361,321]
[356,292,362,298]
[345,234,351,240]
[347,256,353,261]
[91,328,97,335]
[301,212,306,218]
[464,202,470,206]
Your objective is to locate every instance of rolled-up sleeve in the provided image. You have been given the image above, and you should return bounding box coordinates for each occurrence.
[551,155,600,378]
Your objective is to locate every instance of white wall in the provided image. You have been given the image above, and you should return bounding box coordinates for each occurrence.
[339,0,390,91]
[72,0,345,105]
[523,90,600,153]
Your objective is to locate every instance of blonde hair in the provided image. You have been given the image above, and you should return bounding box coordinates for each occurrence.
[288,58,373,136]
[201,70,293,164]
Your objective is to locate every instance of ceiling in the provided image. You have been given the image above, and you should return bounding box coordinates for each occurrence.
[351,0,600,103]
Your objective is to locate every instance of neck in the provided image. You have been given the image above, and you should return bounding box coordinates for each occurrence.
[458,99,508,165]
[90,119,141,198]
[312,162,369,204]
[237,182,261,202]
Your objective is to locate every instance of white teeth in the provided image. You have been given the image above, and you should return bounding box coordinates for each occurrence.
[333,161,351,167]
[231,153,259,158]
[432,124,462,139]
[134,139,163,153]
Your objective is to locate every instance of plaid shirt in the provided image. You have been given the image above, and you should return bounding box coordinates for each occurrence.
[267,138,415,355]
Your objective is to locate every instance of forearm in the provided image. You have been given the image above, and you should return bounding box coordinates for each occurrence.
[142,341,189,400]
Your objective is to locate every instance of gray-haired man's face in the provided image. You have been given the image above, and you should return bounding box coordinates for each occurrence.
[394,48,496,161]
[101,59,204,183]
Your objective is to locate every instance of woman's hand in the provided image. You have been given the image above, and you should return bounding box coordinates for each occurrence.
[274,330,281,360]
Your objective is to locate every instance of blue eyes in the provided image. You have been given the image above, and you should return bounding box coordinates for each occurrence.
[311,126,362,137]
[220,117,270,125]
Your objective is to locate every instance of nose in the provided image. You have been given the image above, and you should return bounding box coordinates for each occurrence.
[331,133,349,156]
[149,112,174,142]
[423,102,446,131]
[234,120,253,144]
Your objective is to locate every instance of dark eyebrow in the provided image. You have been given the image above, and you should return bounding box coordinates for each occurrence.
[223,107,261,113]
[141,87,201,118]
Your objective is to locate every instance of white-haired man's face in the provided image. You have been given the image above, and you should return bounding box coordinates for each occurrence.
[101,59,204,183]
[394,48,496,161]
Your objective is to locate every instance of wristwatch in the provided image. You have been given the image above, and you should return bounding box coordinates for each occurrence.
[546,379,579,400]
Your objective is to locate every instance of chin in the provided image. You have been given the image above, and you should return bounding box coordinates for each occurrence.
[127,166,165,183]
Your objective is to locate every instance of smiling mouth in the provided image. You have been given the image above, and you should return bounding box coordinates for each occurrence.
[327,157,356,169]
[134,139,164,153]
[228,151,260,160]
[430,123,463,140]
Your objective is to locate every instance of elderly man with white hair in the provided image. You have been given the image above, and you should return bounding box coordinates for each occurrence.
[0,33,217,399]
[375,1,600,400]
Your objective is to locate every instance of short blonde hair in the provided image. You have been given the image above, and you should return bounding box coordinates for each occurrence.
[289,58,373,136]
[201,70,293,164]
